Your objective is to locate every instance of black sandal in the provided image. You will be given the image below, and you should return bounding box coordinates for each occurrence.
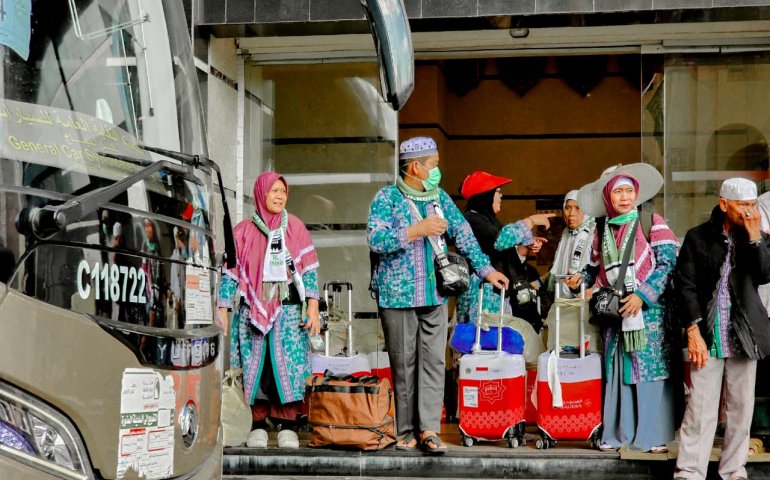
[420,434,447,455]
[395,431,418,450]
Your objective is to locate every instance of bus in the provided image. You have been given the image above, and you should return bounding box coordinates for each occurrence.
[0,0,413,478]
[0,0,228,478]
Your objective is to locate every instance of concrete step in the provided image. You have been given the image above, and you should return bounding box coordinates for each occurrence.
[223,429,658,479]
[222,428,770,479]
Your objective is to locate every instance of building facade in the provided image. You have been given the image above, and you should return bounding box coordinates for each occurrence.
[194,1,770,320]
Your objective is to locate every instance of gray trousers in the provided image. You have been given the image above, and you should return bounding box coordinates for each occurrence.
[380,305,448,435]
[675,356,757,480]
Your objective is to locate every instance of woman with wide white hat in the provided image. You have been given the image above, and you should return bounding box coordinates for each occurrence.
[567,163,679,453]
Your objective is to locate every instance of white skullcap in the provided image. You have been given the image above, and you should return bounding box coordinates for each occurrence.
[720,177,757,201]
[112,222,122,236]
[399,136,438,160]
[563,190,579,209]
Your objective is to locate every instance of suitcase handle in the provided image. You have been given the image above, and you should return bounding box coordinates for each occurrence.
[473,284,506,354]
[554,278,586,358]
[323,281,353,292]
[323,281,354,357]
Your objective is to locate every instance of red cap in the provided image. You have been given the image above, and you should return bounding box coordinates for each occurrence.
[460,171,512,199]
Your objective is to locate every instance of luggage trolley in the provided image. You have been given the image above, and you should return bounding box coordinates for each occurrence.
[458,287,527,448]
[535,280,603,450]
[309,282,371,377]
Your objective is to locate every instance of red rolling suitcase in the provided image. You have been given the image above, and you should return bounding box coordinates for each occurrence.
[535,280,602,449]
[458,287,527,448]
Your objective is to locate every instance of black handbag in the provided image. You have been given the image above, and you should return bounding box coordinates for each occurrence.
[588,219,639,328]
[407,199,470,297]
[588,287,625,327]
[427,236,470,297]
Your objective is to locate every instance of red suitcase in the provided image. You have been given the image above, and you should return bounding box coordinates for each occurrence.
[535,280,602,449]
[458,288,527,448]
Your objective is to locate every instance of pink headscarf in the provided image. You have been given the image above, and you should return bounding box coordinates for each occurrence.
[253,172,286,230]
[592,174,678,287]
[226,172,319,334]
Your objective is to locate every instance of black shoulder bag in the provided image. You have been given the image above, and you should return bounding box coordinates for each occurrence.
[588,219,639,328]
[407,200,470,297]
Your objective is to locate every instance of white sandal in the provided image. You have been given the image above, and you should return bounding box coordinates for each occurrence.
[650,445,669,454]
[246,428,268,448]
[277,429,300,448]
[598,443,617,452]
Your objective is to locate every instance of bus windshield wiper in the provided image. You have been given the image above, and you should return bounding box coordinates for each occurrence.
[16,155,186,240]
[17,147,238,270]
[137,145,237,269]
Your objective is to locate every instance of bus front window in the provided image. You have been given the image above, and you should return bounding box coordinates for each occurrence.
[0,0,214,328]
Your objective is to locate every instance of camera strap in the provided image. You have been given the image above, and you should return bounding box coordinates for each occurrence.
[406,199,447,254]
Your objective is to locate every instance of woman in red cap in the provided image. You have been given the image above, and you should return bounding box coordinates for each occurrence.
[456,171,554,329]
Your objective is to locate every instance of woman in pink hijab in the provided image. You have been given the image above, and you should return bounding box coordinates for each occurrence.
[218,172,320,449]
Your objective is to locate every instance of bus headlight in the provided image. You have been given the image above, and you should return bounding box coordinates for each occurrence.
[30,414,77,470]
[0,381,93,480]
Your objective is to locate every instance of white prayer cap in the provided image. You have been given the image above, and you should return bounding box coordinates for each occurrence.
[563,190,579,209]
[112,222,122,236]
[720,177,757,201]
[399,136,438,160]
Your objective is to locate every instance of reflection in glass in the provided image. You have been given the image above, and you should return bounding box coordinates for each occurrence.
[663,52,770,237]
[252,62,398,313]
[0,0,214,329]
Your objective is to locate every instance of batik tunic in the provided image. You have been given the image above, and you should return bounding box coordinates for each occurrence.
[456,220,534,324]
[218,269,319,405]
[583,214,678,384]
[711,236,741,358]
[368,185,494,309]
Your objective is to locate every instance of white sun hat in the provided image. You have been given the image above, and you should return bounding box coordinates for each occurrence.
[576,163,664,218]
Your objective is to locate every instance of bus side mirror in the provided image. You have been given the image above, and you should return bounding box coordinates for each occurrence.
[360,0,415,111]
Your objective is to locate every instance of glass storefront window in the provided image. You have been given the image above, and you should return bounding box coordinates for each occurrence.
[248,62,397,314]
[661,52,770,237]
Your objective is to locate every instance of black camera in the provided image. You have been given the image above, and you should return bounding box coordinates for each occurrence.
[511,280,537,306]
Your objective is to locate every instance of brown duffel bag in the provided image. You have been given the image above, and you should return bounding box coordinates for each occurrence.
[305,371,396,450]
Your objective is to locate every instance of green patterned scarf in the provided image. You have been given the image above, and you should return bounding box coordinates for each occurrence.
[601,214,646,352]
[397,176,440,201]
